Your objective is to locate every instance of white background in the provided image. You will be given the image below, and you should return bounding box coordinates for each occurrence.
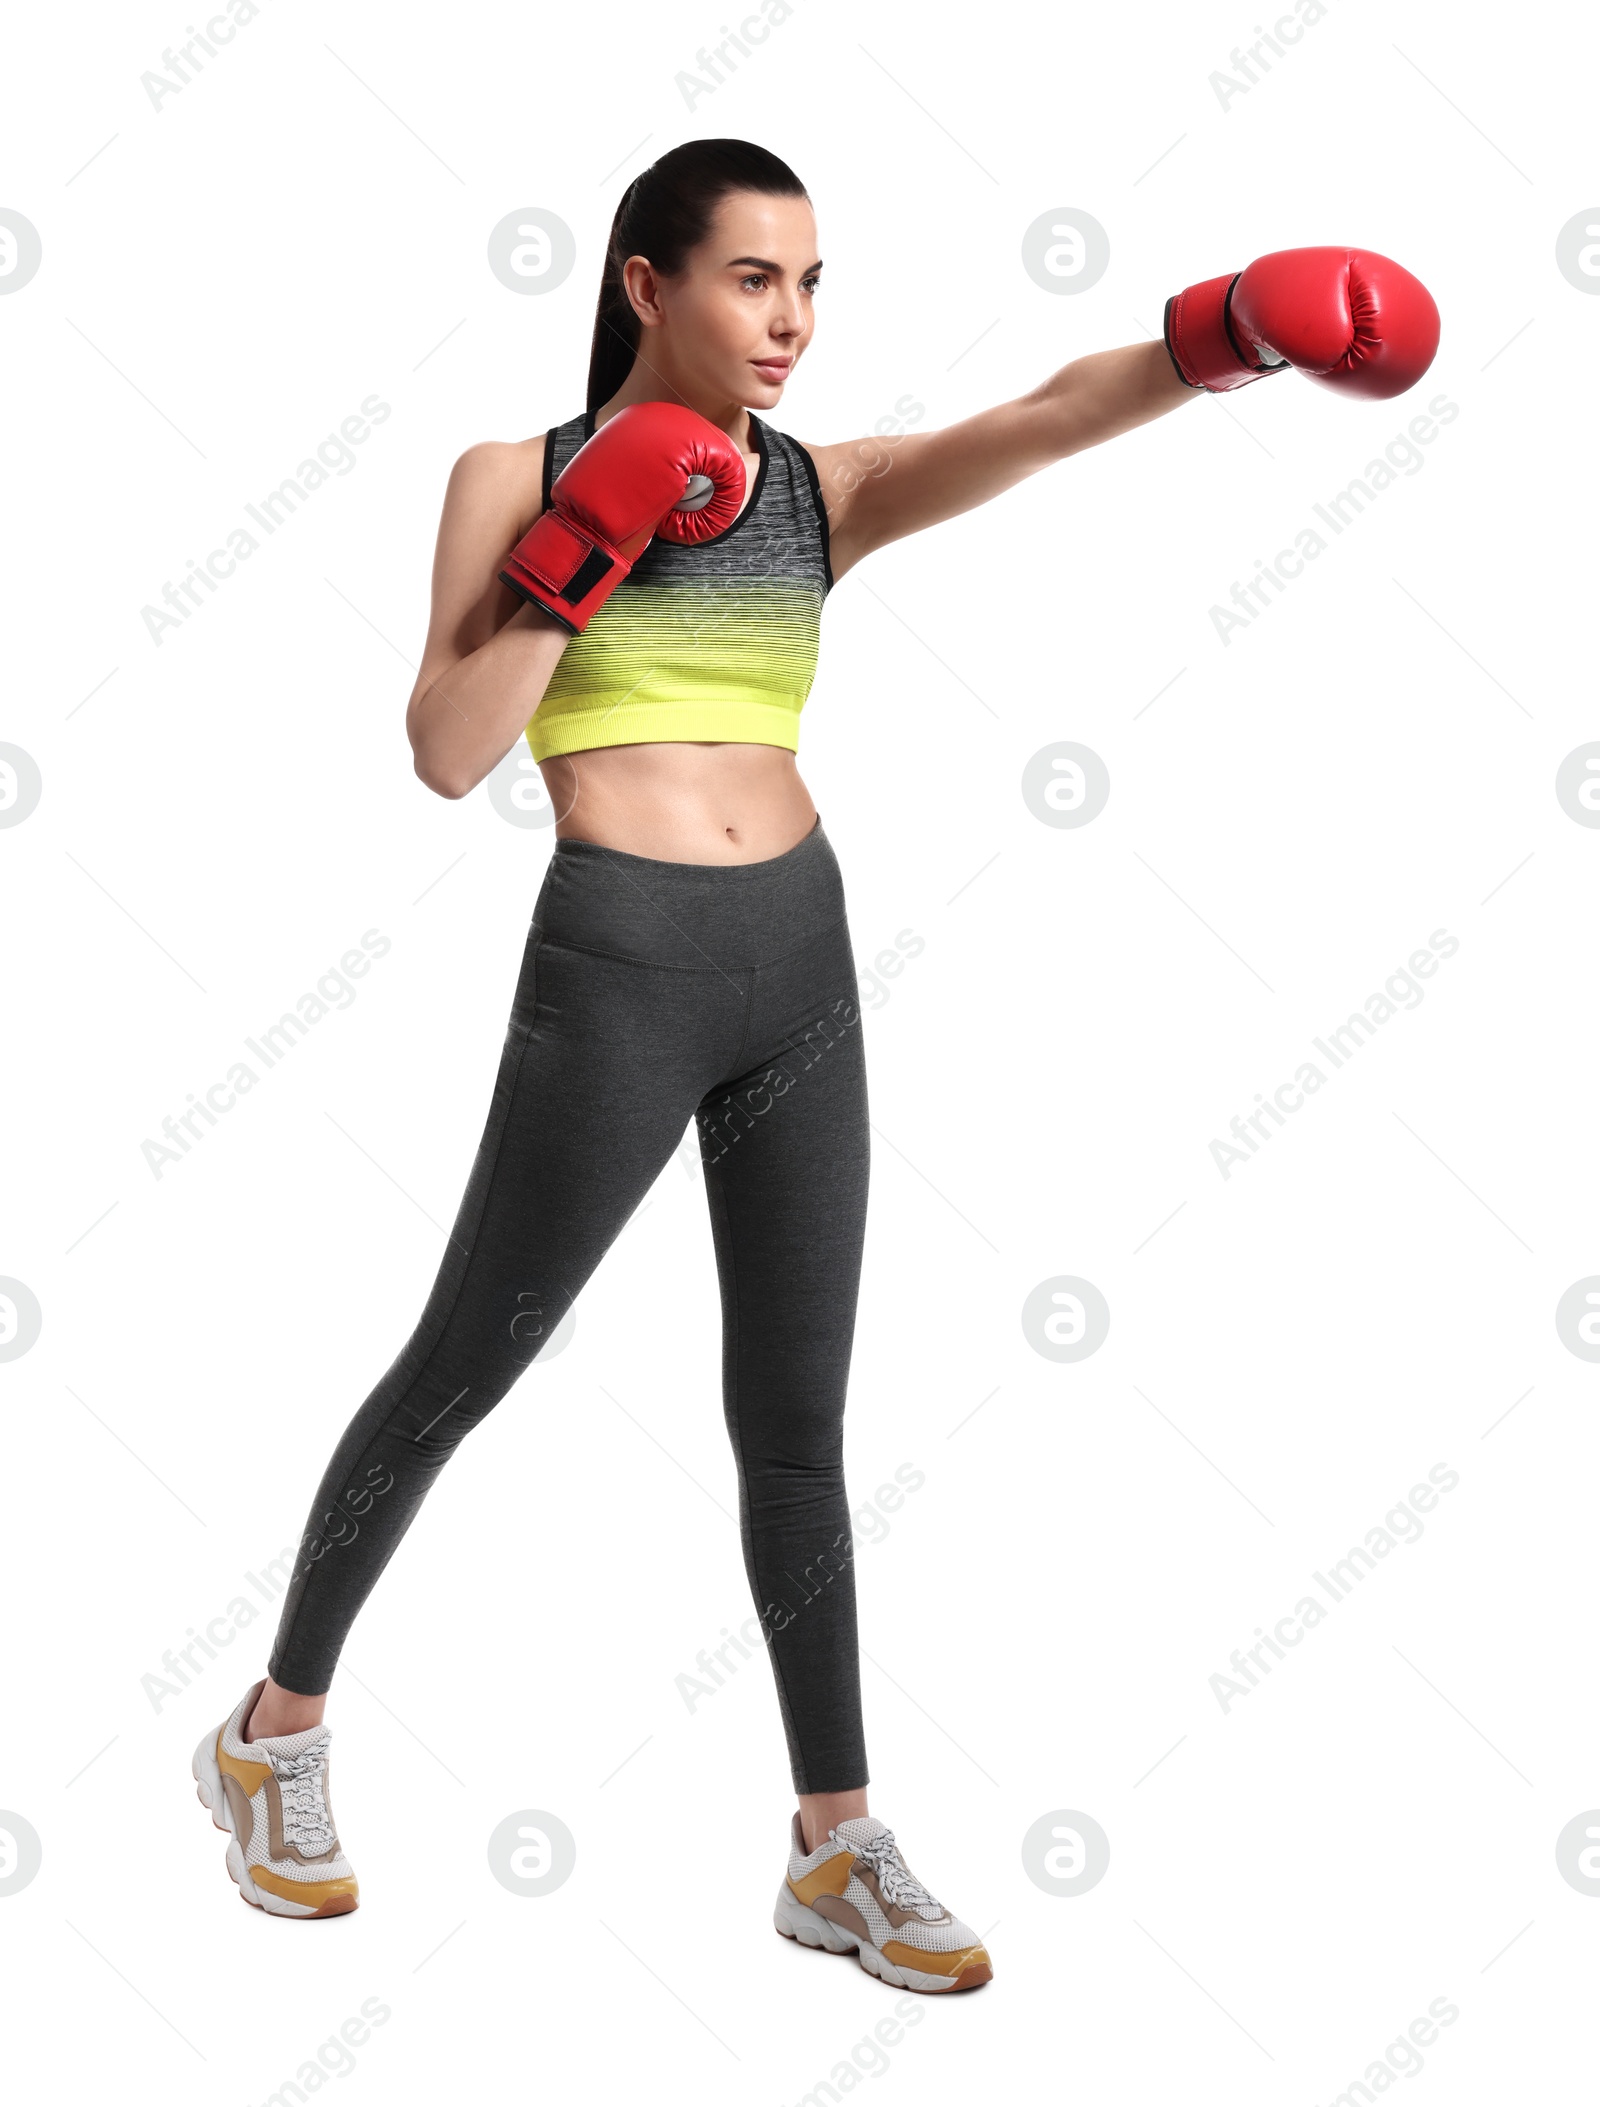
[3,0,1597,2099]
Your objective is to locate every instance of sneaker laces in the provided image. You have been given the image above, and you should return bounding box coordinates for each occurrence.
[837,1826,945,1917]
[271,1743,335,1855]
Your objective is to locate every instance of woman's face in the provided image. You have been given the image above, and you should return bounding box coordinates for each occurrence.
[626,189,820,412]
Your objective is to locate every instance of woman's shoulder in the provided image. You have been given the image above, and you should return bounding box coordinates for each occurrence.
[451,430,547,489]
[444,430,556,536]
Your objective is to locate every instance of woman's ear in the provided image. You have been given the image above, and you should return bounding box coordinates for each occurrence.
[622,254,667,329]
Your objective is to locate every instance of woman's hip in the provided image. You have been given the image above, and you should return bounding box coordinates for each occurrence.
[532,811,846,971]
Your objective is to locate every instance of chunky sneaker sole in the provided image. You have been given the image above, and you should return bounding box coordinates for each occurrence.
[192,1679,358,1919]
[774,1813,992,1993]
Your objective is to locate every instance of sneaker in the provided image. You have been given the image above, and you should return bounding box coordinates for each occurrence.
[191,1679,359,1918]
[774,1813,992,1992]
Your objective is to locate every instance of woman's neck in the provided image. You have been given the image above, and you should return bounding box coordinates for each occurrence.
[597,366,748,447]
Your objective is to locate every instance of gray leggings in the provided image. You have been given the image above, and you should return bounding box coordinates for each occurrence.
[268,814,870,1794]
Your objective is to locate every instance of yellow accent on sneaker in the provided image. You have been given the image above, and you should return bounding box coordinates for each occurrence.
[788,1852,854,1907]
[882,1939,992,1981]
[217,1743,273,1798]
[250,1866,360,1911]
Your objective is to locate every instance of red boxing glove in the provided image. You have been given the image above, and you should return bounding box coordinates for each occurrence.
[1164,247,1440,401]
[499,401,745,634]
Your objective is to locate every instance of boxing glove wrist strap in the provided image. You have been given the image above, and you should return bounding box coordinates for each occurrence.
[1163,271,1288,393]
[498,511,628,636]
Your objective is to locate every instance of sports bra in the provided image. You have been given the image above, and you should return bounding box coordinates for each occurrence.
[522,409,833,765]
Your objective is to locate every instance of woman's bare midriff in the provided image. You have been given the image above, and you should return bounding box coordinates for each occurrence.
[537,741,820,864]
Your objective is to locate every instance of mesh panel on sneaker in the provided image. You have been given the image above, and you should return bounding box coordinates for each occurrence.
[224,1712,331,1763]
[239,1784,353,1881]
[832,1817,891,1845]
[834,1819,946,1913]
[842,1875,978,1954]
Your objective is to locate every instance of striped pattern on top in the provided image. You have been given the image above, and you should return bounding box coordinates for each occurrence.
[523,409,832,764]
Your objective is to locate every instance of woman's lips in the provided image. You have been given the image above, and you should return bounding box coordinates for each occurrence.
[750,359,791,380]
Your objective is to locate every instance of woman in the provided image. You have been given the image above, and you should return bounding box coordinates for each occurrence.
[191,139,1437,1990]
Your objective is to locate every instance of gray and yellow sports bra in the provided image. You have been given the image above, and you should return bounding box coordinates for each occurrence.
[522,409,833,764]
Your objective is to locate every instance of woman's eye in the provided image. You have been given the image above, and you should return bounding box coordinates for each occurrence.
[741,273,767,291]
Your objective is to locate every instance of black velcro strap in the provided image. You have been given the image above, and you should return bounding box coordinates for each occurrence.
[559,545,616,605]
[1221,270,1279,373]
[497,571,581,636]
[1161,293,1198,388]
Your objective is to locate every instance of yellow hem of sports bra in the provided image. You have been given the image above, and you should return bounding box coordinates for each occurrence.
[526,700,803,763]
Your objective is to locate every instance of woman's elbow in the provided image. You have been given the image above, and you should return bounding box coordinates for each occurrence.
[411,741,472,801]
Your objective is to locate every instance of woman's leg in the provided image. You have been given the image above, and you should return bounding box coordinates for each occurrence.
[697,909,872,1803]
[265,916,746,1697]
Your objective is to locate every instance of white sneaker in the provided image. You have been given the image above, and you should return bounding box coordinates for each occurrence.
[774,1813,992,1991]
[192,1679,358,1918]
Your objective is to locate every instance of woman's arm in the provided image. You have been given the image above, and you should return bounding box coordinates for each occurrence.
[807,339,1193,581]
[406,436,570,800]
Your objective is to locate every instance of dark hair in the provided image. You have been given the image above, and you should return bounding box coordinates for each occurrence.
[587,140,809,412]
